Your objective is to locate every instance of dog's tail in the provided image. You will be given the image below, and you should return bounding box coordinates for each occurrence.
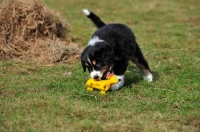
[82,8,106,29]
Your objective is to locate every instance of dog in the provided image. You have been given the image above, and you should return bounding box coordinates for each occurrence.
[81,8,153,90]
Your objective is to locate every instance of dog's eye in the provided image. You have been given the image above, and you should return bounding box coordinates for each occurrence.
[96,62,101,67]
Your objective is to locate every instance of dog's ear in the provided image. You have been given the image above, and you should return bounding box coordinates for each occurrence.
[81,51,88,72]
[81,61,87,72]
[94,44,114,65]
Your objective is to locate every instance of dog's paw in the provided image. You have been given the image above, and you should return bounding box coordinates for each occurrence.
[143,73,153,82]
[110,84,122,90]
[110,76,124,90]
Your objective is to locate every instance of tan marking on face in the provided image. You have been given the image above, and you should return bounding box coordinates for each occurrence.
[85,62,89,67]
[100,65,110,75]
[92,60,96,65]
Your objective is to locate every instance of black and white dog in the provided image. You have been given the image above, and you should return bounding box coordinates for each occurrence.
[81,8,153,90]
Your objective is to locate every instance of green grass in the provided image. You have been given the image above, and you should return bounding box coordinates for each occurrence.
[1,0,200,131]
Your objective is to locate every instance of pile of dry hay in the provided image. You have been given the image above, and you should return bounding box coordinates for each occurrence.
[0,0,81,64]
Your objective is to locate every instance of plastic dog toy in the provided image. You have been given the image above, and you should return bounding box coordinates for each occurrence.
[85,74,119,95]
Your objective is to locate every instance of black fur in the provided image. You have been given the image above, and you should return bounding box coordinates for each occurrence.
[85,11,106,28]
[81,9,152,81]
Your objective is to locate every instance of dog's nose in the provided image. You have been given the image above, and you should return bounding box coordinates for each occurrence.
[93,75,99,79]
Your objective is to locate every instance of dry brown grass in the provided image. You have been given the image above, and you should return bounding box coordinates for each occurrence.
[0,0,81,64]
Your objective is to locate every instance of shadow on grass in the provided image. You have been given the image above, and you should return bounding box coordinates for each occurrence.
[124,64,159,88]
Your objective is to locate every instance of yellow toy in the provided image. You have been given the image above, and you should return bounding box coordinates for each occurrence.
[85,74,119,95]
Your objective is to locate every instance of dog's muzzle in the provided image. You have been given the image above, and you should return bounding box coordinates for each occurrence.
[101,71,110,80]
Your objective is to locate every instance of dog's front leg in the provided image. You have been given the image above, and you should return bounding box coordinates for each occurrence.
[110,75,124,90]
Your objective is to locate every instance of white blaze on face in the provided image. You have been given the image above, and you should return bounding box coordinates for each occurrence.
[87,56,103,79]
[90,70,103,79]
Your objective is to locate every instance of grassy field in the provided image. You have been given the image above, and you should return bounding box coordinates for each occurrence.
[0,0,200,131]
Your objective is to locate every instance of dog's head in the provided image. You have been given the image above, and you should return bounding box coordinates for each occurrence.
[81,41,114,80]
